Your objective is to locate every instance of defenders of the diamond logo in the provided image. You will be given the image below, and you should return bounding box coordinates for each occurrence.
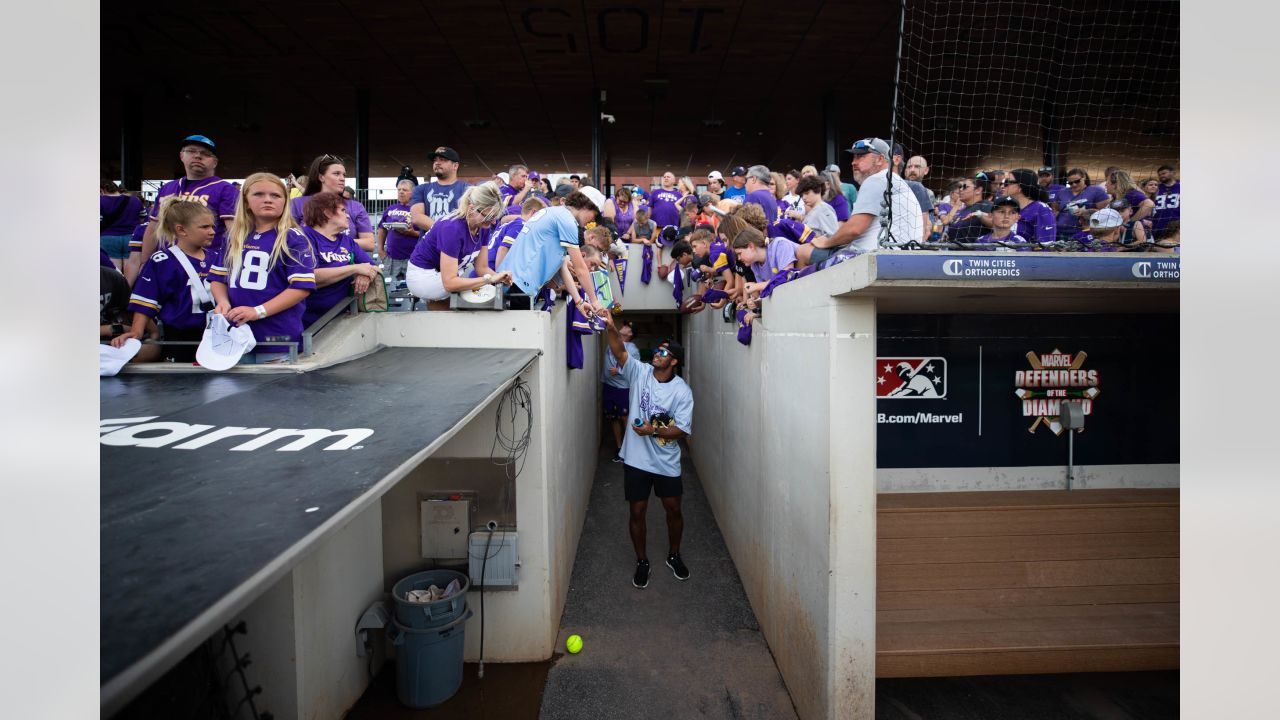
[877,357,947,399]
[1014,350,1101,434]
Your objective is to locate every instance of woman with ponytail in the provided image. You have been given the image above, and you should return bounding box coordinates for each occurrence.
[406,181,512,309]
[210,172,316,361]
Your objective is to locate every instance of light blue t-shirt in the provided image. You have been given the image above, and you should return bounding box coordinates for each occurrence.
[619,354,694,477]
[603,341,640,388]
[498,206,580,297]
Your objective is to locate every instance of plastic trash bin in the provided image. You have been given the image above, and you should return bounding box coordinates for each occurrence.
[392,569,469,629]
[387,606,474,709]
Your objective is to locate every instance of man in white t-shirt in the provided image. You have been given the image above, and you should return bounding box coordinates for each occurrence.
[797,138,922,267]
[602,312,695,589]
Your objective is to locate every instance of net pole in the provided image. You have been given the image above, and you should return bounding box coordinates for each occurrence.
[881,0,908,247]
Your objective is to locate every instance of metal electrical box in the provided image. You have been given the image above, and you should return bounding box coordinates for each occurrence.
[421,499,471,559]
[468,531,519,587]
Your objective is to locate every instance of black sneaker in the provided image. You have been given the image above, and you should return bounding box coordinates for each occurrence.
[666,553,690,581]
[632,559,650,589]
[611,453,623,463]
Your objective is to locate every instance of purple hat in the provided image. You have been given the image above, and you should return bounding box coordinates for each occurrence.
[528,170,540,181]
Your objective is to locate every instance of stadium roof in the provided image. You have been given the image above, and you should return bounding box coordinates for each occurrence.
[101,0,903,179]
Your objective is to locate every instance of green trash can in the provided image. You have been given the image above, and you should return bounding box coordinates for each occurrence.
[387,606,474,709]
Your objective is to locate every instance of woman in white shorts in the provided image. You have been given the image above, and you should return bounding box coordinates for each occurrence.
[406,182,511,309]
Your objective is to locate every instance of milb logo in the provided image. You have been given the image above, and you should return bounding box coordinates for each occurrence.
[876,357,947,399]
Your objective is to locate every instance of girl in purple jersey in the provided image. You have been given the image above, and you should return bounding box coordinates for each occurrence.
[291,154,376,253]
[113,200,218,362]
[406,182,511,309]
[1002,169,1058,244]
[300,192,379,327]
[211,173,316,360]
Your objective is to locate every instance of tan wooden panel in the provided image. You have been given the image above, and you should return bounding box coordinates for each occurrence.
[878,506,1178,539]
[878,603,1178,637]
[877,624,1177,654]
[876,647,1180,678]
[878,583,1180,611]
[878,488,1179,511]
[878,557,1179,592]
[878,531,1179,565]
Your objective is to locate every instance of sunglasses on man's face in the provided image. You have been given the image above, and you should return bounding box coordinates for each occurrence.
[1067,178,1084,185]
[654,348,671,358]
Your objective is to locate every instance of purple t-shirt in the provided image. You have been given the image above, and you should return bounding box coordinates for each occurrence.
[751,238,798,284]
[649,188,683,227]
[301,226,372,326]
[128,246,221,331]
[1053,184,1108,230]
[487,217,524,269]
[379,203,417,259]
[409,216,491,274]
[101,195,143,236]
[745,189,779,225]
[1018,201,1058,244]
[209,228,317,352]
[150,176,239,254]
[289,196,374,239]
[411,180,470,220]
[828,194,850,222]
[1123,189,1148,210]
[1152,181,1180,233]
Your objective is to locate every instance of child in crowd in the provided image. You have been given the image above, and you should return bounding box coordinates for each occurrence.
[690,228,736,309]
[1081,208,1126,252]
[626,206,655,245]
[489,195,548,271]
[732,227,796,303]
[113,199,220,362]
[975,196,1028,245]
[210,172,317,362]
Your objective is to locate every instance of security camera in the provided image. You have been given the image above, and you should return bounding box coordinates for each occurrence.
[601,114,616,124]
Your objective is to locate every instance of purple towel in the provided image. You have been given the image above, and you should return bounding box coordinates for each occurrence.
[641,244,653,284]
[736,307,753,346]
[566,300,594,369]
[672,265,685,308]
[700,287,729,304]
[760,265,818,299]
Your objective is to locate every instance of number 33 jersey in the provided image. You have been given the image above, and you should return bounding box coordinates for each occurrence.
[209,228,316,348]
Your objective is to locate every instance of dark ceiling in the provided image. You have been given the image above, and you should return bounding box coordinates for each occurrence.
[102,0,904,181]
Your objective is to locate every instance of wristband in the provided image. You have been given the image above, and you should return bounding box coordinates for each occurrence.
[254,304,268,320]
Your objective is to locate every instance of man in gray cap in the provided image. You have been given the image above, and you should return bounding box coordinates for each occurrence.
[796,138,922,267]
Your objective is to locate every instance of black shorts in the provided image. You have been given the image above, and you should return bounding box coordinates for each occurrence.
[624,463,682,502]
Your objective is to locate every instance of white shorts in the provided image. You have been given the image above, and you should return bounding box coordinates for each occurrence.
[406,262,447,301]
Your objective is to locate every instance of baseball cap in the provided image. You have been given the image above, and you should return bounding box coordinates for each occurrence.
[528,170,541,181]
[428,146,460,162]
[180,134,217,156]
[826,164,841,173]
[196,314,258,371]
[708,170,724,181]
[659,340,685,365]
[992,195,1020,210]
[1089,208,1124,230]
[892,143,905,158]
[1037,166,1055,176]
[729,166,746,177]
[99,338,142,376]
[578,185,607,213]
[846,138,891,157]
[553,183,574,199]
[497,171,510,184]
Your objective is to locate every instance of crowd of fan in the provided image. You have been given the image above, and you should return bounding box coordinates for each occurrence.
[100,133,1181,365]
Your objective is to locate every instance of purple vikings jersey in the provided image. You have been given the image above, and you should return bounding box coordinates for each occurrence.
[751,237,798,284]
[128,221,149,254]
[499,183,517,205]
[1152,181,1180,233]
[289,197,374,239]
[648,189,683,227]
[209,228,316,351]
[745,189,779,225]
[1018,201,1058,243]
[301,226,372,326]
[128,247,221,331]
[976,231,1028,245]
[706,241,732,276]
[150,176,239,254]
[379,203,417,259]
[770,216,816,245]
[410,216,491,274]
[487,217,524,270]
[101,194,143,236]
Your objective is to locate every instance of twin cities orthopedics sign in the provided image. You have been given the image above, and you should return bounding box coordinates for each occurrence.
[874,254,1180,282]
[1014,350,1101,435]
